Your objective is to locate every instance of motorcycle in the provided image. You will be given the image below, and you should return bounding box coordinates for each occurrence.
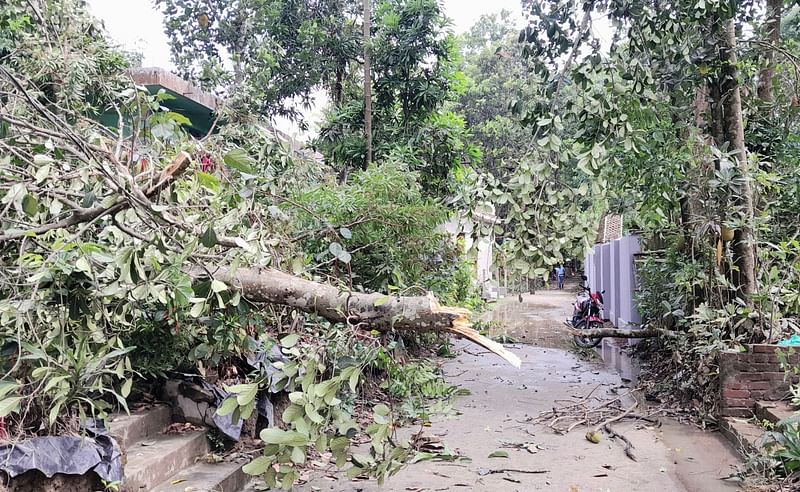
[568,275,604,348]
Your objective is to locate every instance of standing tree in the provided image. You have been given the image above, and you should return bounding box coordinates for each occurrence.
[315,0,475,195]
[363,0,373,164]
[155,0,362,124]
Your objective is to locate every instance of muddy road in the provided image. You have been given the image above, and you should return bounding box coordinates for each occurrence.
[299,290,741,492]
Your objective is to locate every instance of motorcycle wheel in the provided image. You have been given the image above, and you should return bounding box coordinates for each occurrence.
[573,320,602,348]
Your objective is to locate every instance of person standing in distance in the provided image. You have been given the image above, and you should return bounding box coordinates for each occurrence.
[555,265,566,290]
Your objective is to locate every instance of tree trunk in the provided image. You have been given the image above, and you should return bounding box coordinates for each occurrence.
[758,0,782,103]
[716,18,758,301]
[569,327,668,339]
[189,266,521,367]
[362,0,373,166]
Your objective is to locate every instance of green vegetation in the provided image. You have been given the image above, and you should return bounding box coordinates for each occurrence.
[2,0,800,488]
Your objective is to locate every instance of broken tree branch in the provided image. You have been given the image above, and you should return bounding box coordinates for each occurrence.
[0,151,192,242]
[188,266,521,367]
[567,326,670,339]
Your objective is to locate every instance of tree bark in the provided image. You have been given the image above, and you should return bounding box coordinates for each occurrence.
[716,18,758,301]
[758,0,782,103]
[362,0,373,166]
[190,266,521,367]
[568,327,668,338]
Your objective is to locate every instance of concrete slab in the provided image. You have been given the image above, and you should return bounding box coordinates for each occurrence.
[719,417,768,457]
[122,430,209,491]
[109,404,172,449]
[151,461,247,492]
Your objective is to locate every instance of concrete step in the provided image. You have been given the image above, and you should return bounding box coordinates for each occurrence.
[109,404,172,449]
[150,461,248,492]
[241,479,267,492]
[122,430,209,491]
[719,417,769,457]
[754,400,797,425]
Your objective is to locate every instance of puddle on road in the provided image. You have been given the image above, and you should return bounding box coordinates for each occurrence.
[481,292,574,350]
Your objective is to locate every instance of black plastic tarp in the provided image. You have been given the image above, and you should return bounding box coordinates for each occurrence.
[0,420,122,483]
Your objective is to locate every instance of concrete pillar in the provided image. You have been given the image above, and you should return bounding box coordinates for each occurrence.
[584,249,593,287]
[600,244,611,318]
[628,235,641,324]
[593,244,602,292]
[609,240,621,326]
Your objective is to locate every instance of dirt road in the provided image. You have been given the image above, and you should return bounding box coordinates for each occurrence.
[300,290,742,491]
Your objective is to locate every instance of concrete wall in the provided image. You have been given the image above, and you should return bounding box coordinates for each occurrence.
[585,235,641,328]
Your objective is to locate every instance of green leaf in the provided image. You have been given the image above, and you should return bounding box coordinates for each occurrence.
[373,403,391,424]
[281,334,300,348]
[242,456,272,476]
[488,450,509,458]
[234,383,259,406]
[374,296,390,307]
[330,436,349,453]
[75,257,91,274]
[33,154,54,165]
[328,242,343,257]
[348,369,359,393]
[288,391,306,405]
[120,378,133,398]
[48,400,63,424]
[346,466,364,479]
[314,379,338,399]
[0,382,19,399]
[217,397,239,416]
[197,171,220,192]
[201,227,218,248]
[223,148,255,173]
[339,227,352,239]
[259,428,310,447]
[166,112,192,126]
[305,403,324,424]
[22,194,38,217]
[34,164,51,183]
[189,301,206,318]
[282,403,304,423]
[0,396,22,417]
[409,452,436,463]
[290,445,306,464]
[211,280,228,293]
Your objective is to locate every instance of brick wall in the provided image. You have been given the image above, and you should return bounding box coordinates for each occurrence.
[719,344,799,417]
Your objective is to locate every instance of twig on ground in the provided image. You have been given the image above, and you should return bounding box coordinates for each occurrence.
[593,401,638,433]
[603,423,637,461]
[531,387,657,435]
[485,468,549,474]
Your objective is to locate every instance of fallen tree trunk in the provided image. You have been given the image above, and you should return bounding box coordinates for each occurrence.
[190,266,521,368]
[568,327,668,339]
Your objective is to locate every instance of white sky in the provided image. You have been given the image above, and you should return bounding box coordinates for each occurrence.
[86,0,527,137]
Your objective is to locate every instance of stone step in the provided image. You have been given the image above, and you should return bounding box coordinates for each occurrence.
[122,430,209,491]
[719,417,769,457]
[754,400,797,426]
[150,460,248,492]
[109,404,173,449]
